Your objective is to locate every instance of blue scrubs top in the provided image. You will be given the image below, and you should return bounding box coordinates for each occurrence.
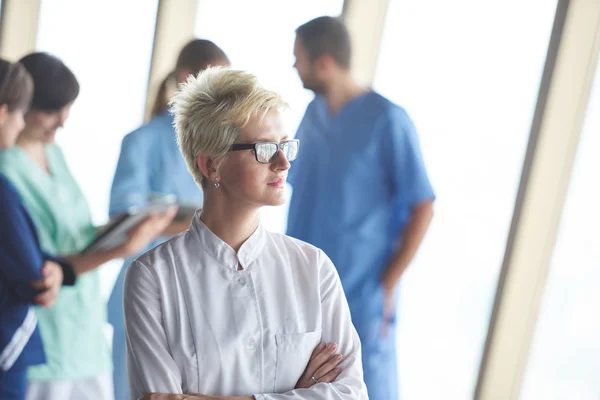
[109,111,203,216]
[287,91,435,319]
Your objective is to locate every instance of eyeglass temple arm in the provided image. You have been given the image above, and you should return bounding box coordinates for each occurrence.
[230,144,256,151]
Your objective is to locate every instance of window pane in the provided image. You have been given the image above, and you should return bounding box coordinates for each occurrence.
[520,63,600,400]
[195,0,344,232]
[36,0,159,298]
[373,1,557,398]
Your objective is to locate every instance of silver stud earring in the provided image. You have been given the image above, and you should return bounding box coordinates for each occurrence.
[214,178,220,188]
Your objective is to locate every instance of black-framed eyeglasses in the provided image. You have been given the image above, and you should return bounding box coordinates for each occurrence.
[230,139,300,164]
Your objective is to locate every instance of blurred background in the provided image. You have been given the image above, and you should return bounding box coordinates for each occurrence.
[0,0,598,399]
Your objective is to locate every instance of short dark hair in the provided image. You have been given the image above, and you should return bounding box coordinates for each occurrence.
[19,52,80,112]
[0,59,33,112]
[296,16,351,69]
[175,39,229,75]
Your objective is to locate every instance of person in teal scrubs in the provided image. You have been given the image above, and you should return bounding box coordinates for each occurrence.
[108,39,229,400]
[287,17,436,400]
[0,52,175,400]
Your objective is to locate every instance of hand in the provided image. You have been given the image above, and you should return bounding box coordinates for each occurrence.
[380,274,396,338]
[295,342,344,388]
[31,261,64,307]
[118,207,178,258]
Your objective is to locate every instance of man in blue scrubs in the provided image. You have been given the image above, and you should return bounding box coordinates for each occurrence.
[287,17,435,399]
[107,39,229,400]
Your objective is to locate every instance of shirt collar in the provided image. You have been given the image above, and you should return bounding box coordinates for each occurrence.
[190,210,266,271]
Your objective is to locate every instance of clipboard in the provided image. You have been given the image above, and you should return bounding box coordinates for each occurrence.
[82,194,177,253]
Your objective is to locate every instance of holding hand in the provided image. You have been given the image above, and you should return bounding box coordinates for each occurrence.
[118,206,178,257]
[31,260,64,307]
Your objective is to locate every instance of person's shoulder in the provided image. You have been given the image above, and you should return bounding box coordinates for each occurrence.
[0,175,26,223]
[366,91,409,117]
[124,113,173,144]
[298,96,329,132]
[133,232,188,272]
[0,146,18,159]
[365,92,415,134]
[0,147,20,169]
[126,231,200,290]
[266,231,326,263]
[267,230,316,249]
[306,95,322,110]
[0,148,29,183]
[0,174,19,201]
[123,124,153,142]
[305,95,328,116]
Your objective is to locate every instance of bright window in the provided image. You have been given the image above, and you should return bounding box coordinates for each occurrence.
[373,1,557,397]
[520,62,600,400]
[36,0,159,298]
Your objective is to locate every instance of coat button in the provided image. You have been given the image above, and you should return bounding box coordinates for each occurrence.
[236,276,247,286]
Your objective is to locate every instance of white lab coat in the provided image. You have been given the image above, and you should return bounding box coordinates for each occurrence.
[124,213,368,400]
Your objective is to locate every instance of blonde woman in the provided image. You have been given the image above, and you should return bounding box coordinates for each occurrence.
[124,67,368,400]
[109,39,229,400]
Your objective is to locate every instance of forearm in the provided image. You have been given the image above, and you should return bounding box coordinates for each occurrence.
[63,247,125,276]
[382,200,434,287]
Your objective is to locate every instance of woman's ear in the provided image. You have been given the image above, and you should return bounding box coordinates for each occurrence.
[196,154,218,181]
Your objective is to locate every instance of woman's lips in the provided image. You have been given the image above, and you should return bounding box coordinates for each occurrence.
[268,178,285,188]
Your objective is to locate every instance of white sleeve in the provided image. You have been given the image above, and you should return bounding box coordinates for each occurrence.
[254,250,369,400]
[124,260,184,400]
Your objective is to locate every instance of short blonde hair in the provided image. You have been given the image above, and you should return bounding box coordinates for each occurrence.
[170,67,287,187]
